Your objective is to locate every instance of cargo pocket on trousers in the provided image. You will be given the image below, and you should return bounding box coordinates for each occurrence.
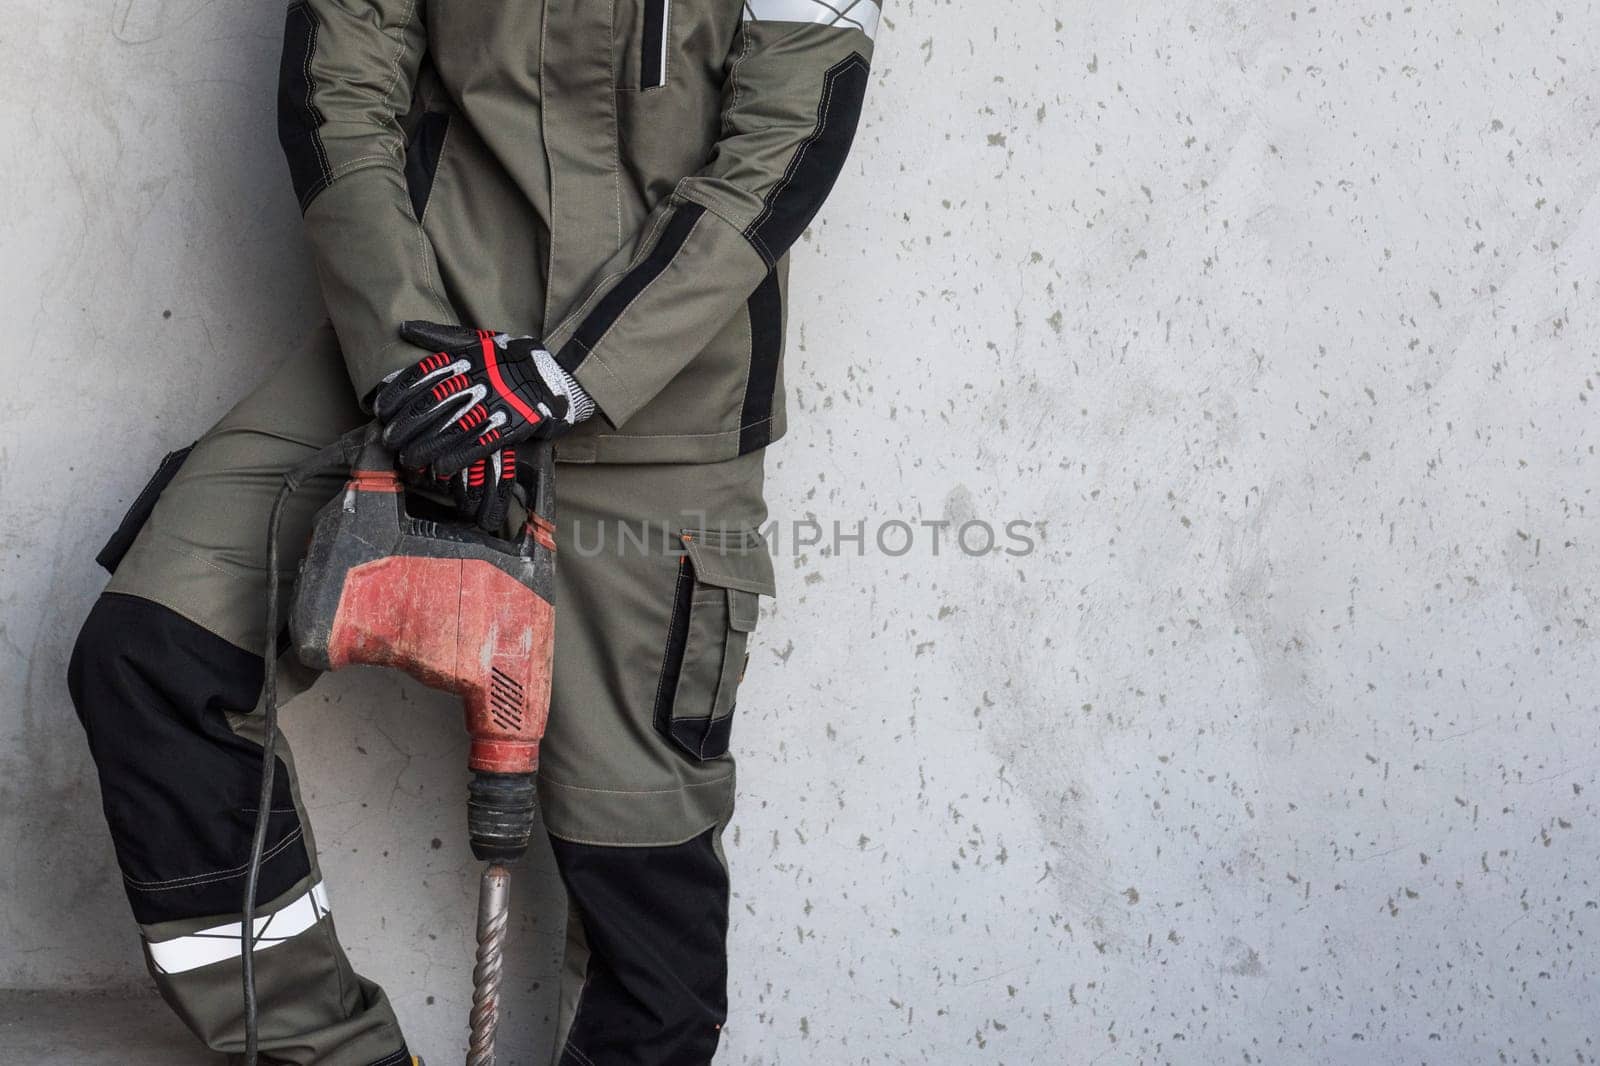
[95,443,195,573]
[653,528,775,761]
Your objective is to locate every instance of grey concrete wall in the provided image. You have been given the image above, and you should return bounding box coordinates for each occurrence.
[3,1,1597,1062]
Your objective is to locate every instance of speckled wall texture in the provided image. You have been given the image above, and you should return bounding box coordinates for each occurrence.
[2,1,1596,1063]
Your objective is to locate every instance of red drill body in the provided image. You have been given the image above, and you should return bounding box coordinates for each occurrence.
[290,441,557,862]
[238,425,551,1065]
[324,540,554,774]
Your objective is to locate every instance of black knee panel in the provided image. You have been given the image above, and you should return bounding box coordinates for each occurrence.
[552,827,730,1066]
[68,593,311,924]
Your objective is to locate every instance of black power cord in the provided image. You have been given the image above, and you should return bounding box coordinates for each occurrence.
[241,426,373,1065]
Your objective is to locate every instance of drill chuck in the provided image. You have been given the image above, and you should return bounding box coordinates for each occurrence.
[467,770,538,862]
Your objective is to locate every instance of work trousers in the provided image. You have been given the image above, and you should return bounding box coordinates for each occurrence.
[67,323,774,1064]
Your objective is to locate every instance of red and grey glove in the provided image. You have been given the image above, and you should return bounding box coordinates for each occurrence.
[373,321,596,528]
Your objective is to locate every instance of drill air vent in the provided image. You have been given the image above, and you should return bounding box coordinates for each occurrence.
[489,667,524,732]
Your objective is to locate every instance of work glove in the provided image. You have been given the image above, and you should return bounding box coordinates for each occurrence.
[373,321,596,529]
[418,447,522,534]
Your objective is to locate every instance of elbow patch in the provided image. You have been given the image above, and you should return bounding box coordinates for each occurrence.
[277,2,332,211]
[743,52,871,268]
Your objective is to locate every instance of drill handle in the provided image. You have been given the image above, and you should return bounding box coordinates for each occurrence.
[520,440,556,523]
[281,422,384,491]
[319,421,554,559]
[351,421,396,476]
[513,441,556,556]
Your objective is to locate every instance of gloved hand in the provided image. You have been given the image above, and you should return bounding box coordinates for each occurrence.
[373,321,596,529]
[415,446,523,533]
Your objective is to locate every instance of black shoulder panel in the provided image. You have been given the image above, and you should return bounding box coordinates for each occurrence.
[277,2,332,211]
[743,52,871,268]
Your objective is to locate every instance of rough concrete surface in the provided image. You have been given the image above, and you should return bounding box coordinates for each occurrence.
[2,1,1598,1064]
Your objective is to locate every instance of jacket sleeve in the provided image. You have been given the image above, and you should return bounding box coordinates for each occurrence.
[276,0,457,402]
[541,1,881,428]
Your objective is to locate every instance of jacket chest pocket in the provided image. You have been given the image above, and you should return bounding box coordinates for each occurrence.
[616,0,672,90]
[653,529,775,760]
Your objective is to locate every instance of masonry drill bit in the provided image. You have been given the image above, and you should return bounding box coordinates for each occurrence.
[467,863,511,1066]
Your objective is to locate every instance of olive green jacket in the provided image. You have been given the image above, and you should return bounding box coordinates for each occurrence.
[277,0,879,463]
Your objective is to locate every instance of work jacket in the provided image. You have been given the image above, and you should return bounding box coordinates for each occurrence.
[277,0,880,463]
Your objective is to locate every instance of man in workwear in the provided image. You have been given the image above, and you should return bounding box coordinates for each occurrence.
[67,0,880,1062]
